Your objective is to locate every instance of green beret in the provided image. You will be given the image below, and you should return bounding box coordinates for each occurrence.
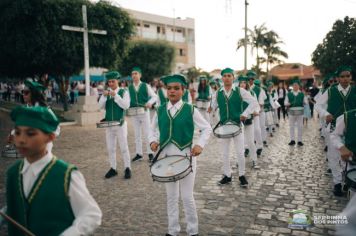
[221,68,234,76]
[246,70,257,78]
[209,79,217,85]
[267,81,274,87]
[132,66,142,74]
[291,76,301,85]
[253,79,261,86]
[105,71,121,80]
[160,75,169,81]
[164,74,187,86]
[336,65,352,76]
[11,106,59,134]
[199,76,208,82]
[238,75,248,82]
[24,79,45,92]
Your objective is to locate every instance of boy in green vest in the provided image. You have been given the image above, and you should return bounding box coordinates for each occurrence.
[284,77,308,146]
[156,75,169,107]
[129,67,157,162]
[98,71,132,179]
[3,106,102,236]
[211,68,258,186]
[149,74,212,236]
[196,76,211,122]
[315,66,356,196]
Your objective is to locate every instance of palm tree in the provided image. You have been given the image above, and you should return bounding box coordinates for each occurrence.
[262,31,288,75]
[237,24,268,76]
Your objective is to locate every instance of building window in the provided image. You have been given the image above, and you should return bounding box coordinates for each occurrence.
[179,49,185,56]
[162,27,166,34]
[144,24,150,28]
[157,26,160,33]
[136,22,141,26]
[177,29,182,33]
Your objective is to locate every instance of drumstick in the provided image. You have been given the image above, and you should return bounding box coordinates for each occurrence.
[0,211,35,236]
[168,156,187,166]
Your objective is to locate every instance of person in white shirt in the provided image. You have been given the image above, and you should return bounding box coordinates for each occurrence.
[2,106,101,236]
[98,71,132,179]
[128,67,158,162]
[150,74,211,236]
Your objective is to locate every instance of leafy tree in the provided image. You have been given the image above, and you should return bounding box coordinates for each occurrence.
[184,67,203,83]
[0,0,134,110]
[312,16,356,77]
[119,39,175,83]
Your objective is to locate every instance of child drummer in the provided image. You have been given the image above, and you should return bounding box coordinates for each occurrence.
[2,106,102,235]
[98,71,132,179]
[149,74,212,236]
[210,68,258,186]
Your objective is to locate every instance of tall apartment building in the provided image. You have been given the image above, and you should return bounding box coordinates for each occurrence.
[125,8,196,72]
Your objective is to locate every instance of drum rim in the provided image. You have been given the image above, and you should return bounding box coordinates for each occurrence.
[150,155,192,181]
[213,123,241,138]
[151,165,192,182]
[345,169,356,189]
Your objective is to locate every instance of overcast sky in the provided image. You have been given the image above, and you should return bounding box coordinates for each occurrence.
[111,0,356,71]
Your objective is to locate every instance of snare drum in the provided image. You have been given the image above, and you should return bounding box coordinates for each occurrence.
[345,169,356,191]
[150,155,192,182]
[1,145,22,158]
[126,107,145,116]
[289,107,304,116]
[213,122,241,138]
[195,99,210,110]
[96,121,122,128]
[265,111,274,126]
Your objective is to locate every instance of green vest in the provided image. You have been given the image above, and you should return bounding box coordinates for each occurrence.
[158,103,194,150]
[345,109,356,154]
[327,85,356,120]
[182,90,189,103]
[217,88,243,125]
[197,86,210,100]
[264,89,272,111]
[287,91,304,107]
[105,89,125,122]
[158,88,168,105]
[6,158,76,236]
[129,82,149,107]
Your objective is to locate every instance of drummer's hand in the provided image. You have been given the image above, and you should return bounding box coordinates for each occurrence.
[207,107,212,113]
[109,91,116,97]
[339,146,353,162]
[253,112,259,117]
[326,114,334,123]
[191,145,203,156]
[240,115,247,121]
[103,90,110,97]
[145,103,153,109]
[150,142,159,152]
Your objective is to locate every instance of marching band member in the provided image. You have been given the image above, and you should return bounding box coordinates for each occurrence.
[211,68,258,186]
[315,66,356,196]
[129,67,157,162]
[195,76,211,122]
[156,76,168,107]
[4,106,102,235]
[98,71,132,179]
[264,81,276,137]
[284,77,308,146]
[149,74,211,236]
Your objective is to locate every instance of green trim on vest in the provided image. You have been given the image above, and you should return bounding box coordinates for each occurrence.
[129,82,149,107]
[252,86,261,100]
[197,86,210,100]
[327,86,356,120]
[217,88,243,125]
[287,91,304,107]
[158,103,194,150]
[345,109,356,154]
[6,157,77,236]
[105,89,125,122]
[158,88,168,105]
[264,89,273,111]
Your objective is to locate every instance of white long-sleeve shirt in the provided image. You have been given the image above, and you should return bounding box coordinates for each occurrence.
[284,90,308,106]
[3,152,102,235]
[251,85,267,105]
[315,84,351,118]
[330,115,346,150]
[132,81,157,105]
[149,100,212,152]
[98,86,130,110]
[210,86,259,118]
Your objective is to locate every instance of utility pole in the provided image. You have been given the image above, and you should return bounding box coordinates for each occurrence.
[244,0,248,73]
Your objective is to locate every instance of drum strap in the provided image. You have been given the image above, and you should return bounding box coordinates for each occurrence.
[151,148,164,165]
[212,121,221,132]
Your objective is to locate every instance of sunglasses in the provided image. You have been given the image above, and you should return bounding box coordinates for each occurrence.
[23,90,30,95]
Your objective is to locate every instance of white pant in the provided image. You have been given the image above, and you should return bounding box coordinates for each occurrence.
[326,125,343,185]
[163,145,198,236]
[131,111,152,156]
[244,123,257,162]
[288,115,303,142]
[259,111,267,141]
[253,115,263,149]
[199,108,210,124]
[105,122,131,170]
[273,109,279,125]
[220,129,245,177]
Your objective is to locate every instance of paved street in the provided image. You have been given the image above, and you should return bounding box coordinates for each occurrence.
[0,110,349,235]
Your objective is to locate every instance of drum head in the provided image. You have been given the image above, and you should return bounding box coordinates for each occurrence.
[346,169,356,189]
[214,124,240,136]
[151,155,190,178]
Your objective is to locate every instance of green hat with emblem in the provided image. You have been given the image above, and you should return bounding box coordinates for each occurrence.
[164,74,187,86]
[221,68,234,76]
[290,76,301,85]
[209,79,217,85]
[246,70,257,78]
[24,79,46,92]
[198,76,208,82]
[336,65,352,76]
[131,66,142,74]
[238,75,248,82]
[253,79,261,86]
[10,106,59,134]
[267,81,274,87]
[105,71,121,80]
